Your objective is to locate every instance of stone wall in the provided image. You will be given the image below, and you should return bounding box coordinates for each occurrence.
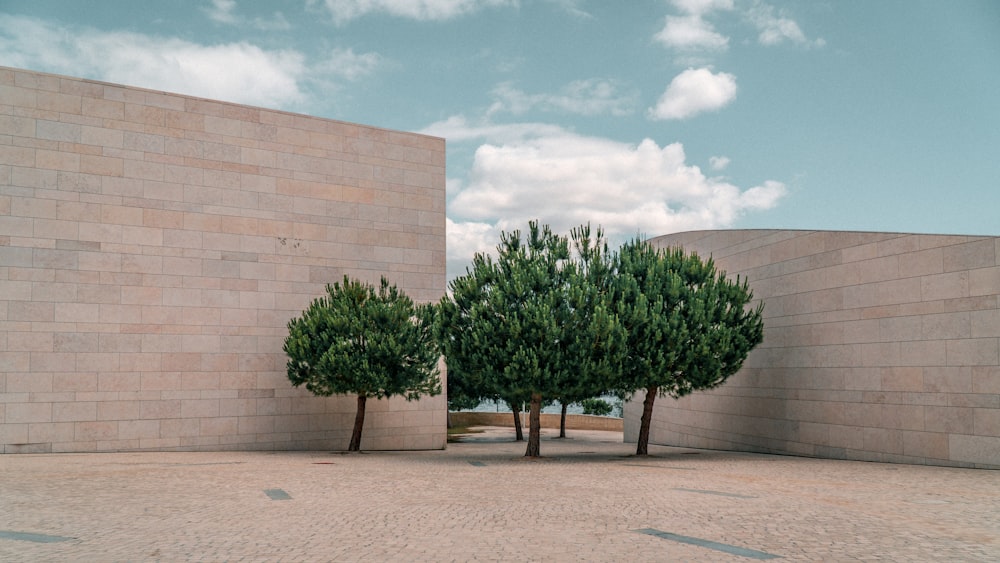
[0,66,447,453]
[449,411,624,432]
[624,229,1000,469]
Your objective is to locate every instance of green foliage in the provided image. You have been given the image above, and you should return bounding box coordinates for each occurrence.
[437,226,764,457]
[612,239,764,454]
[284,275,441,450]
[437,221,624,456]
[285,275,441,399]
[581,398,613,416]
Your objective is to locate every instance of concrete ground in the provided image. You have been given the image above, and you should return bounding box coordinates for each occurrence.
[1,427,997,562]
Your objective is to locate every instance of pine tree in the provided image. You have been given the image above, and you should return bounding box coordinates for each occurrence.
[437,222,622,457]
[613,240,764,456]
[284,276,441,451]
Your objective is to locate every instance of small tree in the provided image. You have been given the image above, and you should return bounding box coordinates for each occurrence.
[284,276,441,452]
[613,240,764,456]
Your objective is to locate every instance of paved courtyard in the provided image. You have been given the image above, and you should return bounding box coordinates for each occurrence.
[1,427,997,562]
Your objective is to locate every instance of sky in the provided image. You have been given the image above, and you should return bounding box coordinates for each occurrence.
[2,0,998,279]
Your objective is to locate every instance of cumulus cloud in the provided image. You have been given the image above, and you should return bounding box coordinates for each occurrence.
[0,14,379,110]
[655,15,729,51]
[655,0,733,53]
[709,156,730,170]
[746,1,824,47]
[656,0,822,59]
[422,118,786,277]
[445,217,499,271]
[316,0,516,24]
[487,79,637,117]
[671,0,734,16]
[648,68,737,120]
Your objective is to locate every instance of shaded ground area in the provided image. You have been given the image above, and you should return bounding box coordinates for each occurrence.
[1,427,997,561]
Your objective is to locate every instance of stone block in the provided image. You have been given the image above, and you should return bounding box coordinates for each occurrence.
[945,338,999,366]
[181,399,220,419]
[52,401,94,422]
[160,418,201,438]
[97,401,140,421]
[118,419,160,440]
[880,367,923,392]
[949,434,1000,466]
[28,422,75,444]
[901,430,948,459]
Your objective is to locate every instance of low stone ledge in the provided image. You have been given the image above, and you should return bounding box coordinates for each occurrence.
[450,411,623,432]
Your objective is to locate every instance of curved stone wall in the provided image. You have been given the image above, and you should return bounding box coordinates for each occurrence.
[623,230,1000,469]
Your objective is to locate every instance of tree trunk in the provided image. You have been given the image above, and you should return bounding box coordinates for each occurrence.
[636,385,657,456]
[525,393,542,457]
[349,394,367,452]
[512,403,524,441]
[559,402,568,438]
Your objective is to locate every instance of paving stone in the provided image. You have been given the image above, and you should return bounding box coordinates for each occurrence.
[0,428,997,561]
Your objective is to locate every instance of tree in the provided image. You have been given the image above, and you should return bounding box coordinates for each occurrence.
[549,224,621,438]
[581,398,613,416]
[444,357,491,429]
[284,276,441,452]
[437,221,622,457]
[613,240,764,456]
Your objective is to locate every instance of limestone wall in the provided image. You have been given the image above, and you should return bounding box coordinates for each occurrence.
[449,411,624,432]
[624,230,1000,468]
[0,66,447,453]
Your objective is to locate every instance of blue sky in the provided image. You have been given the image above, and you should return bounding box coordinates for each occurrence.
[2,1,998,278]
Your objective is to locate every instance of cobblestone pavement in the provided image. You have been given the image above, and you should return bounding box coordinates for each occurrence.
[1,427,998,562]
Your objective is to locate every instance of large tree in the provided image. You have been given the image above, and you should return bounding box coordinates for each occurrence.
[613,240,764,456]
[284,276,441,451]
[437,222,621,457]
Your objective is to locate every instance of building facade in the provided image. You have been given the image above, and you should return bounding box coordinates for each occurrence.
[624,229,1000,469]
[0,67,447,453]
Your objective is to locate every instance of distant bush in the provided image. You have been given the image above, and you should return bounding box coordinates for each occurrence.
[581,398,613,416]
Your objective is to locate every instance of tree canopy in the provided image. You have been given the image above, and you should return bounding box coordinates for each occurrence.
[284,275,441,451]
[437,222,623,457]
[612,239,764,455]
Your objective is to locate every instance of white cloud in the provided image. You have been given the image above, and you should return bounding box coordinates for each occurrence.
[205,0,239,24]
[423,118,786,277]
[746,1,823,47]
[657,0,823,58]
[487,79,637,117]
[654,15,729,51]
[446,217,500,270]
[671,0,734,16]
[203,0,292,30]
[648,68,737,120]
[709,156,730,170]
[0,15,380,110]
[421,115,567,143]
[0,14,305,108]
[655,0,733,54]
[317,0,516,24]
